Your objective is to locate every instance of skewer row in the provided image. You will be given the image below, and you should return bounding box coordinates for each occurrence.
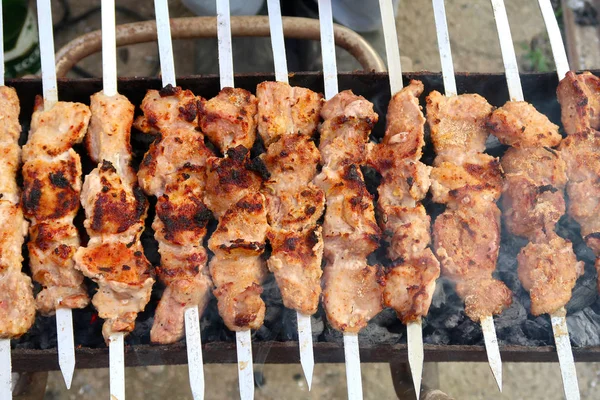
[0,1,594,399]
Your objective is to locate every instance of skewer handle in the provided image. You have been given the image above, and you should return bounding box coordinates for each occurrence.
[343,333,363,400]
[537,0,570,79]
[36,0,58,107]
[185,307,205,400]
[432,0,457,97]
[481,315,503,392]
[109,333,126,400]
[216,0,234,89]
[56,307,75,389]
[266,0,288,84]
[236,330,254,400]
[551,311,580,400]
[317,0,338,99]
[155,0,176,87]
[101,0,118,96]
[379,0,403,94]
[0,339,11,400]
[297,312,314,390]
[490,0,524,101]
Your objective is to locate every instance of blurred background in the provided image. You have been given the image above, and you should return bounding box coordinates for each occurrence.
[8,0,600,398]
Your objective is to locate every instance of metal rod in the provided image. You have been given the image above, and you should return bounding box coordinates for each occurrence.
[481,315,502,392]
[0,339,11,400]
[431,0,457,96]
[216,0,234,89]
[109,333,125,400]
[266,0,288,84]
[318,0,338,100]
[36,0,58,107]
[297,312,314,390]
[537,0,570,79]
[407,319,424,400]
[379,0,403,94]
[552,310,580,400]
[101,0,118,96]
[56,307,75,389]
[185,307,205,400]
[154,0,176,87]
[236,330,254,400]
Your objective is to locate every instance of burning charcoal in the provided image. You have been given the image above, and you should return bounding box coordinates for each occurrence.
[500,326,533,346]
[494,299,527,331]
[423,329,450,345]
[567,267,598,313]
[451,319,481,345]
[280,308,299,341]
[567,308,600,346]
[370,308,397,327]
[523,316,553,345]
[358,323,402,345]
[311,313,325,340]
[322,325,343,344]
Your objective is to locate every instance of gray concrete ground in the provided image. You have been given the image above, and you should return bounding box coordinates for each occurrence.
[36,0,600,399]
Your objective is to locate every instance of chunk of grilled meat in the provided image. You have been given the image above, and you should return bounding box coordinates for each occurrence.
[316,90,383,332]
[204,145,265,219]
[22,97,91,315]
[256,81,322,146]
[319,90,378,170]
[0,86,36,338]
[426,91,493,159]
[198,87,258,154]
[557,72,600,290]
[518,233,584,316]
[500,147,567,241]
[428,91,512,322]
[257,83,326,316]
[557,71,600,136]
[487,101,562,148]
[208,192,269,331]
[136,86,215,344]
[367,81,440,323]
[433,199,511,321]
[75,92,152,342]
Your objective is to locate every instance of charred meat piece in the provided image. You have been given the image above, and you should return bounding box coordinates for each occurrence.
[22,96,91,315]
[136,87,215,344]
[256,81,322,145]
[557,71,600,136]
[198,87,258,154]
[0,86,36,338]
[487,101,562,148]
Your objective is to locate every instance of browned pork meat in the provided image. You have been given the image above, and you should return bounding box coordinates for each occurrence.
[74,91,153,342]
[22,96,91,315]
[0,86,36,338]
[428,91,512,322]
[135,86,214,344]
[367,81,440,324]
[557,71,600,135]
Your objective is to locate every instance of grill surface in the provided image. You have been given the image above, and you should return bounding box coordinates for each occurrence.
[7,71,600,372]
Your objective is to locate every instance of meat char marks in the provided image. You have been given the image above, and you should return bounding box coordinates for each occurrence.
[0,86,35,338]
[315,90,383,332]
[489,91,583,316]
[257,81,325,315]
[367,80,440,324]
[22,96,91,315]
[74,91,153,341]
[557,71,600,291]
[133,86,214,344]
[201,88,270,331]
[427,91,512,322]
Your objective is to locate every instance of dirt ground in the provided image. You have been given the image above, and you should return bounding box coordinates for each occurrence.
[33,0,600,399]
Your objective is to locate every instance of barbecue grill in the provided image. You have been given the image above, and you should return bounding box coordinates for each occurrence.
[2,1,600,399]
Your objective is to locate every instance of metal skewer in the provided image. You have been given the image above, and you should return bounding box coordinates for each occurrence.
[37,0,75,389]
[490,1,579,399]
[265,0,315,390]
[0,1,12,398]
[317,1,362,399]
[378,1,424,397]
[431,0,504,391]
[153,1,206,398]
[537,2,581,399]
[100,0,126,398]
[215,1,255,399]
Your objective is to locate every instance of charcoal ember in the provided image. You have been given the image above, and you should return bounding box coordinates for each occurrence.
[370,308,397,327]
[311,312,325,340]
[322,325,343,344]
[73,307,104,348]
[358,322,402,345]
[423,328,450,345]
[500,326,533,346]
[128,307,154,345]
[567,266,598,313]
[279,308,298,341]
[450,318,481,345]
[523,316,553,345]
[13,316,57,350]
[494,299,527,331]
[567,308,600,347]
